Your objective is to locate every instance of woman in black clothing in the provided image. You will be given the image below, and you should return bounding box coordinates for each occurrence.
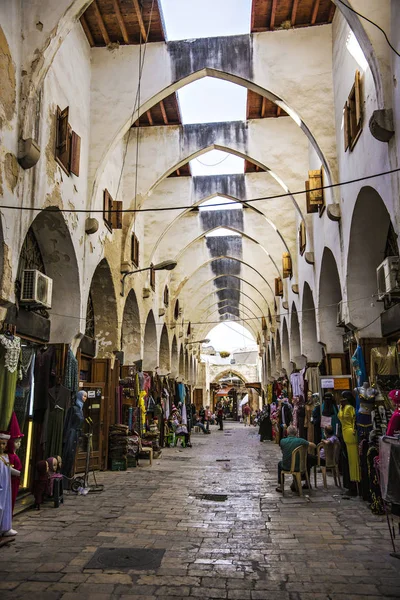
[259,405,273,441]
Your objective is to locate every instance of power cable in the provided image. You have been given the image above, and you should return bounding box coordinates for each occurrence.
[2,167,400,214]
[195,153,231,167]
[336,0,400,58]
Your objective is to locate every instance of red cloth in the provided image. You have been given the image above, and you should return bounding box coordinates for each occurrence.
[387,410,400,437]
[8,452,22,512]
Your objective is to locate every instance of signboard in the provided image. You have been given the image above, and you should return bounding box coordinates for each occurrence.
[321,378,334,389]
[87,390,96,398]
[334,378,351,390]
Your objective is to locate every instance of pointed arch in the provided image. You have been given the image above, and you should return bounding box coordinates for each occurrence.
[301,282,320,362]
[318,248,343,353]
[171,335,178,376]
[290,303,304,368]
[159,324,170,372]
[281,318,290,373]
[121,289,141,364]
[179,344,184,377]
[143,310,157,371]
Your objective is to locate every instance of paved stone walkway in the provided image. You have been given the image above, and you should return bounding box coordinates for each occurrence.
[1,422,400,599]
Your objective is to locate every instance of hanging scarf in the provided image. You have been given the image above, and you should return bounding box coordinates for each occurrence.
[0,334,21,373]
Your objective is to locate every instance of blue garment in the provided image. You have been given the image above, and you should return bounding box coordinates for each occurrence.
[351,345,367,412]
[177,383,186,404]
[0,457,12,533]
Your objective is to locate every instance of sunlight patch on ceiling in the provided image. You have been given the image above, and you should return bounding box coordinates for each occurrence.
[177,78,247,125]
[199,196,243,211]
[205,227,242,237]
[159,0,252,41]
[190,150,244,176]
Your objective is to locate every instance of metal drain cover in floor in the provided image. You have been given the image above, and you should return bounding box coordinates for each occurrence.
[85,548,165,570]
[216,459,231,462]
[197,493,228,502]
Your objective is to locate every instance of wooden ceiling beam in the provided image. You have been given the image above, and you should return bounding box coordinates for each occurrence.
[291,0,299,26]
[270,0,277,30]
[112,0,130,44]
[328,2,335,23]
[311,0,321,25]
[160,100,169,125]
[93,1,110,45]
[276,105,281,117]
[146,109,153,125]
[80,15,94,47]
[132,0,148,41]
[261,96,267,118]
[176,168,181,176]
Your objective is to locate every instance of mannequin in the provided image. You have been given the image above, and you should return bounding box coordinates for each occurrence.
[355,382,377,439]
[338,391,360,484]
[0,433,18,536]
[6,412,24,512]
[387,390,400,436]
[61,391,87,478]
[46,456,62,496]
[304,391,315,443]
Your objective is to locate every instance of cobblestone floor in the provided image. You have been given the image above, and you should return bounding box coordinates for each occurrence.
[1,422,400,599]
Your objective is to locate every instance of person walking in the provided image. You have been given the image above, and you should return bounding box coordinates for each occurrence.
[217,403,224,431]
[243,403,251,426]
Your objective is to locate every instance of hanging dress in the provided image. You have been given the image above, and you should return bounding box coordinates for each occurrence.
[338,404,361,482]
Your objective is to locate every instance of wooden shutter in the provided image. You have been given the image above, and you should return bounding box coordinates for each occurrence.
[164,285,169,307]
[307,169,323,205]
[261,317,267,331]
[56,106,70,170]
[282,252,292,279]
[70,131,81,176]
[275,277,283,297]
[305,180,318,214]
[150,265,156,291]
[299,221,306,255]
[355,70,362,127]
[111,200,123,230]
[131,234,139,267]
[343,102,350,151]
[103,189,113,231]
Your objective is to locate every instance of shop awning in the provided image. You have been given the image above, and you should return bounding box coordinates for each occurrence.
[216,386,233,396]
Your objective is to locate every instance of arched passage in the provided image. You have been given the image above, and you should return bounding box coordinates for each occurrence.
[281,318,290,373]
[301,282,320,362]
[267,346,271,378]
[179,344,184,377]
[318,248,343,352]
[143,310,157,371]
[86,258,118,357]
[346,187,396,336]
[121,289,141,364]
[171,335,178,376]
[270,338,276,376]
[290,304,304,368]
[159,324,170,372]
[276,329,282,372]
[185,349,189,380]
[16,208,81,343]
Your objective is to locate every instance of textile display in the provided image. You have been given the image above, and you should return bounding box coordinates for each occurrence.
[0,456,12,534]
[64,348,79,393]
[379,437,400,505]
[338,403,360,482]
[0,334,21,431]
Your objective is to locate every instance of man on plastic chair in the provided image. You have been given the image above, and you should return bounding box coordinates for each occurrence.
[276,425,316,493]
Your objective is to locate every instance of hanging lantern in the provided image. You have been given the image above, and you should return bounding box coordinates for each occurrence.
[282,252,292,278]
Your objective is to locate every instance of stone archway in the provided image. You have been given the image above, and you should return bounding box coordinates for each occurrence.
[346,186,397,336]
[281,318,290,373]
[271,338,276,376]
[318,248,343,352]
[171,335,178,376]
[290,304,304,368]
[143,310,157,371]
[17,207,81,344]
[121,289,141,364]
[159,324,170,373]
[267,346,271,378]
[179,344,184,377]
[87,258,118,358]
[301,282,320,362]
[275,329,282,372]
[184,349,189,381]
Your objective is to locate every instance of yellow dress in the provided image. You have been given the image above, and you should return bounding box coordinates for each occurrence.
[338,404,360,482]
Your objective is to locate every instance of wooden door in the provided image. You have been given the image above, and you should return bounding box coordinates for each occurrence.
[193,388,203,410]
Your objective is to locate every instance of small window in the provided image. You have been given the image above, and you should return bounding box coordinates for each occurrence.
[305,168,324,215]
[344,70,362,151]
[261,317,267,331]
[163,285,169,307]
[131,233,139,268]
[187,322,191,336]
[299,221,306,256]
[55,106,81,176]
[103,189,122,232]
[150,264,156,291]
[174,299,180,320]
[275,277,283,297]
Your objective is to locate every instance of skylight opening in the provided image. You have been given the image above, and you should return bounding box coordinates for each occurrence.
[199,197,243,211]
[205,228,242,238]
[160,0,252,41]
[178,78,247,125]
[346,30,368,71]
[190,150,244,176]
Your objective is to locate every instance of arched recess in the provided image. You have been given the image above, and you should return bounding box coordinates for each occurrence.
[290,304,304,368]
[275,329,282,372]
[267,346,271,378]
[121,289,141,364]
[143,310,157,371]
[212,369,248,384]
[301,282,320,362]
[179,344,184,377]
[346,186,397,336]
[16,207,81,343]
[281,318,290,373]
[159,324,170,372]
[184,349,189,380]
[318,248,343,352]
[171,335,178,376]
[270,338,276,376]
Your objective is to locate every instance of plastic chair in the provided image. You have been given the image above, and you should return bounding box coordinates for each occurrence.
[176,434,186,448]
[315,440,341,489]
[165,432,176,447]
[281,445,311,497]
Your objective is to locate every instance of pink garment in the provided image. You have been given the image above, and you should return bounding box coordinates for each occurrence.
[387,410,400,437]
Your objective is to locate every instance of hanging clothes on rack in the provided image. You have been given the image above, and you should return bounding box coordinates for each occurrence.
[0,334,22,431]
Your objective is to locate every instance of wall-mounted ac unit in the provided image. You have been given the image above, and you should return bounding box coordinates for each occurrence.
[20,270,53,308]
[377,256,400,300]
[337,300,349,326]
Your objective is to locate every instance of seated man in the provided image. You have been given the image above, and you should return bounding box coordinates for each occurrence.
[194,417,211,434]
[175,417,192,447]
[276,425,316,493]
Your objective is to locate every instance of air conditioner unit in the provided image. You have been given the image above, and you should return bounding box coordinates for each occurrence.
[20,270,53,308]
[337,300,348,326]
[377,256,400,300]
